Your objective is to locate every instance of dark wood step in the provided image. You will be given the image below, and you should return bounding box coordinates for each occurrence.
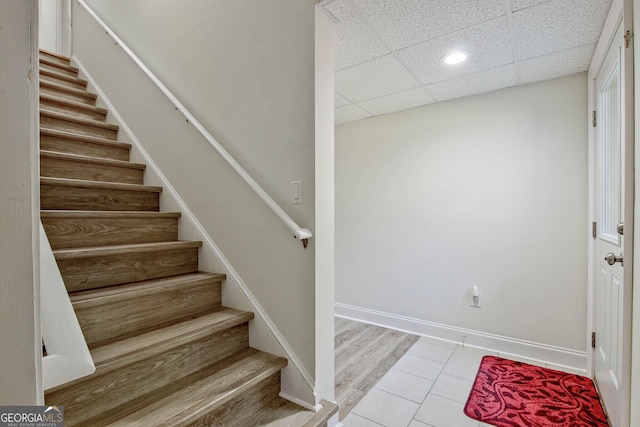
[39,49,72,67]
[40,69,88,91]
[53,240,201,292]
[41,110,119,140]
[45,309,255,427]
[106,348,287,427]
[40,80,96,105]
[41,211,179,249]
[71,272,225,348]
[40,150,145,185]
[41,128,131,161]
[41,177,161,211]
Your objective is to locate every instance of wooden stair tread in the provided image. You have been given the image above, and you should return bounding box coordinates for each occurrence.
[41,109,119,131]
[106,348,287,427]
[40,68,87,86]
[89,308,254,368]
[70,272,225,304]
[40,150,145,170]
[53,240,202,260]
[40,80,96,99]
[41,177,161,192]
[40,128,131,149]
[39,49,71,63]
[39,56,292,425]
[40,94,108,115]
[41,210,180,219]
[39,57,78,74]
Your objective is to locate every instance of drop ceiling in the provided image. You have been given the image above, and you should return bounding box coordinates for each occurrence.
[318,0,612,124]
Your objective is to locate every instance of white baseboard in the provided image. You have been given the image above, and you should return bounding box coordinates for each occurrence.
[279,392,321,412]
[335,302,587,372]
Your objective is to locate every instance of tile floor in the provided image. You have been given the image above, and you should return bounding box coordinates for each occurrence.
[341,336,583,427]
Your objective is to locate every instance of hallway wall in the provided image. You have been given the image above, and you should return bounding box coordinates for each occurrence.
[78,0,317,379]
[336,74,589,361]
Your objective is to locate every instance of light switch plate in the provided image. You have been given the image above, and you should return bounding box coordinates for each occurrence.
[291,181,302,204]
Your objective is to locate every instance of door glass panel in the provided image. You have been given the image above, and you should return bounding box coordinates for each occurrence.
[600,61,620,240]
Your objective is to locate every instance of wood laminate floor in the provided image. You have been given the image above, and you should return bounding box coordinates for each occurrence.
[334,317,420,420]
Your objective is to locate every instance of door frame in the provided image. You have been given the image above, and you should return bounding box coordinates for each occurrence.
[587,0,634,425]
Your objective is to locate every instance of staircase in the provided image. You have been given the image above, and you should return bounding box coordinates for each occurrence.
[39,50,336,427]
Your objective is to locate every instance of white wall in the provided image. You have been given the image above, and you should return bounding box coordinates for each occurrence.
[336,75,589,358]
[315,9,336,404]
[74,0,317,379]
[39,0,59,52]
[39,0,71,56]
[0,0,42,404]
[83,0,314,226]
[631,0,640,424]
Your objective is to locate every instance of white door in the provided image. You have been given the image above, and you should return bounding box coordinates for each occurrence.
[593,19,632,427]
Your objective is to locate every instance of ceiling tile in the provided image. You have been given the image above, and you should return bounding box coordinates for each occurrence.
[335,93,351,108]
[335,54,420,102]
[397,17,513,85]
[350,0,506,51]
[510,0,548,12]
[513,0,611,61]
[335,104,372,124]
[322,0,390,70]
[427,64,517,102]
[358,87,436,116]
[520,44,595,84]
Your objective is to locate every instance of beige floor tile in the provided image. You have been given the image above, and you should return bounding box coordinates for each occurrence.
[414,394,479,427]
[429,374,474,404]
[408,340,456,363]
[375,369,434,403]
[342,412,385,426]
[352,388,419,427]
[450,346,497,364]
[442,357,481,381]
[394,354,445,381]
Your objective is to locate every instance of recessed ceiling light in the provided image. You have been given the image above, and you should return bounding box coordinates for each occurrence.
[442,51,468,65]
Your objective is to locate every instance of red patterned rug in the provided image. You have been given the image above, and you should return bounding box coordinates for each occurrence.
[464,356,609,427]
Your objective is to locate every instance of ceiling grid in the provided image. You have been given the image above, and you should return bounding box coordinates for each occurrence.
[319,0,613,123]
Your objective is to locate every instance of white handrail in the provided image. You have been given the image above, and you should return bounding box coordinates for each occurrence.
[77,0,313,247]
[40,222,95,390]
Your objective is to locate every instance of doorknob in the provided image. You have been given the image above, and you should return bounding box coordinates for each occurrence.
[617,222,624,235]
[605,252,623,266]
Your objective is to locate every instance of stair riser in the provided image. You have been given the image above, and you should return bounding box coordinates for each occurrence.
[40,85,95,105]
[41,115,118,140]
[56,247,199,292]
[45,323,250,427]
[40,53,71,68]
[41,183,159,211]
[41,75,86,91]
[40,99,106,122]
[40,157,144,185]
[187,373,281,427]
[40,62,78,78]
[42,216,178,249]
[75,280,222,347]
[41,134,129,161]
